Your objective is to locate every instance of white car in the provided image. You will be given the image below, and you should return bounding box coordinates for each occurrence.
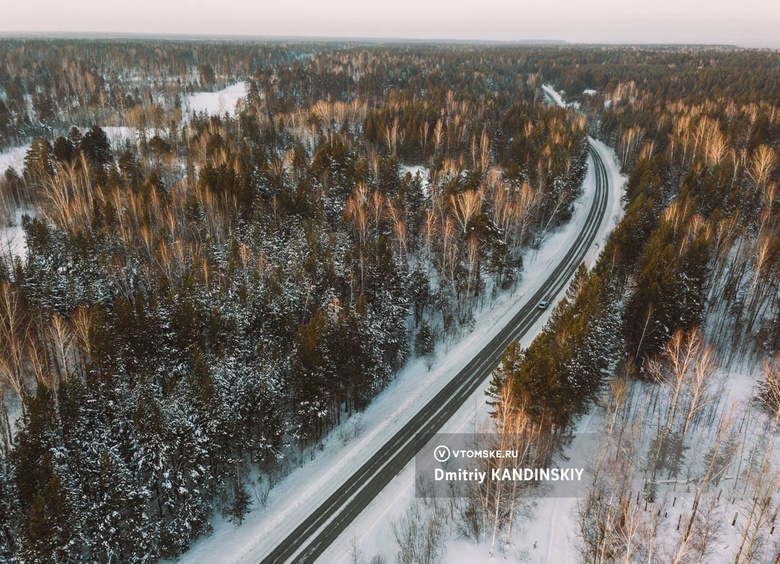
[537,300,550,310]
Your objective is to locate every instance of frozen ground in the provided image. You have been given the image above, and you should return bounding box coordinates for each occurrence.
[0,126,144,261]
[337,84,773,564]
[323,140,773,564]
[182,82,247,118]
[507,360,771,564]
[177,133,626,564]
[0,126,138,181]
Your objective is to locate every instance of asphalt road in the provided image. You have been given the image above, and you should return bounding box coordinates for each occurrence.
[261,143,610,564]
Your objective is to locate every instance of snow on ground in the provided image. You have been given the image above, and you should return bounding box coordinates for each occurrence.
[542,83,583,110]
[181,82,247,118]
[399,164,428,180]
[583,89,597,96]
[0,144,30,175]
[399,164,431,196]
[542,84,568,108]
[574,360,775,564]
[177,147,624,564]
[497,151,773,564]
[101,126,140,149]
[318,138,627,564]
[0,208,30,259]
[0,128,139,178]
[2,387,23,441]
[0,85,246,178]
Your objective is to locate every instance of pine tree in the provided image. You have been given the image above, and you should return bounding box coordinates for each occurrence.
[23,138,54,180]
[226,470,252,525]
[80,125,112,172]
[0,453,19,559]
[414,320,434,360]
[25,453,73,562]
[86,451,158,562]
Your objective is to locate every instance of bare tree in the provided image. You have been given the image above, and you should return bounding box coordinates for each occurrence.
[682,405,736,543]
[0,281,31,404]
[747,144,776,193]
[392,501,447,564]
[680,339,718,439]
[649,328,703,437]
[348,536,366,564]
[758,353,780,415]
[450,189,482,234]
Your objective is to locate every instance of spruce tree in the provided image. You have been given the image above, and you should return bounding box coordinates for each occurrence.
[414,320,434,359]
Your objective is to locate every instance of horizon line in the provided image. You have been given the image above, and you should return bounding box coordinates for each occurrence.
[0,30,758,49]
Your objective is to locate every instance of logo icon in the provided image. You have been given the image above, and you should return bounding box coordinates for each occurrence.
[434,445,451,462]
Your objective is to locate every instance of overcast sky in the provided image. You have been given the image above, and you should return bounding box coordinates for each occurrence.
[2,0,779,48]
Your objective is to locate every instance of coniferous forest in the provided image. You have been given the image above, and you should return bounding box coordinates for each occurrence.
[0,40,591,561]
[1,41,780,562]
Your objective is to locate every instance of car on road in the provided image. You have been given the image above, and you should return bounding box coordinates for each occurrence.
[538,300,550,310]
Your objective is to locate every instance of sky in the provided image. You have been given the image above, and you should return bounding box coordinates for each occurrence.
[1,0,779,48]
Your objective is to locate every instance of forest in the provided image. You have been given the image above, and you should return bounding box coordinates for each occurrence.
[0,40,590,561]
[1,40,780,563]
[446,47,780,563]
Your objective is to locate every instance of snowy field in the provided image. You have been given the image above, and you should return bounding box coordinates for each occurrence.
[176,137,627,564]
[181,82,247,118]
[101,126,140,149]
[0,208,29,258]
[0,144,30,175]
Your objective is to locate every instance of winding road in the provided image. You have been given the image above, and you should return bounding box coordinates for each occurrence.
[260,141,611,563]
